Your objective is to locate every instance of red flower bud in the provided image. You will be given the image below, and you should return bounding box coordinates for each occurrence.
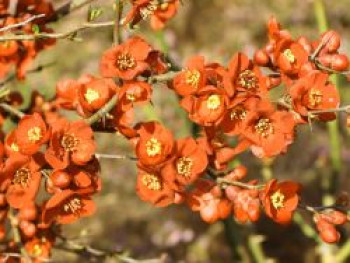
[19,221,36,238]
[200,203,218,224]
[328,211,347,225]
[247,200,260,222]
[18,203,37,221]
[317,219,340,243]
[225,186,240,201]
[318,54,332,68]
[331,54,349,71]
[254,49,270,66]
[321,30,341,53]
[51,170,71,189]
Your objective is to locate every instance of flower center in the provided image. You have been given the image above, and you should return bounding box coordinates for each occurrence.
[13,168,31,187]
[84,88,100,104]
[117,53,136,70]
[10,143,19,152]
[126,92,136,102]
[32,244,43,256]
[185,69,200,88]
[61,134,79,152]
[308,89,323,107]
[206,95,221,110]
[230,106,247,120]
[27,126,42,142]
[270,190,285,210]
[145,138,162,157]
[255,118,274,138]
[160,2,169,10]
[176,157,193,177]
[140,0,158,19]
[142,173,162,190]
[63,197,82,214]
[283,49,295,63]
[238,70,258,90]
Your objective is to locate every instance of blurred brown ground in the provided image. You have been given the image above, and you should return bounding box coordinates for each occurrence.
[16,0,350,262]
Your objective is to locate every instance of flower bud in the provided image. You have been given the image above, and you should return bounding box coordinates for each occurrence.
[331,54,349,71]
[218,199,232,219]
[51,170,71,189]
[225,186,239,201]
[200,203,218,224]
[328,211,347,225]
[247,200,260,222]
[297,36,312,54]
[318,54,332,68]
[254,49,270,66]
[19,221,36,238]
[321,30,341,53]
[317,219,340,243]
[18,203,37,221]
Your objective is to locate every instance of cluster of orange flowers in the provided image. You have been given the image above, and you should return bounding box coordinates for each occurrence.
[1,1,350,261]
[0,0,55,80]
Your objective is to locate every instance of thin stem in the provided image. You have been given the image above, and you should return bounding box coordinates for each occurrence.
[113,0,124,45]
[85,94,118,125]
[148,71,178,83]
[217,178,264,190]
[313,0,341,207]
[0,14,46,32]
[0,21,116,42]
[95,153,137,161]
[8,209,31,262]
[0,103,25,118]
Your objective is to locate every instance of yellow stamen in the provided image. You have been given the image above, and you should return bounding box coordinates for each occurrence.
[270,190,285,210]
[27,127,42,142]
[84,88,100,104]
[142,173,162,190]
[206,95,221,110]
[283,49,296,63]
[145,138,162,157]
[176,157,193,177]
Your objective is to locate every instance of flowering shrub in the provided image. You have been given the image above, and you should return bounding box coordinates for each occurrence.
[0,0,349,262]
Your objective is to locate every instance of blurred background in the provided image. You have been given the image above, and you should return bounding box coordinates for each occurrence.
[12,0,350,262]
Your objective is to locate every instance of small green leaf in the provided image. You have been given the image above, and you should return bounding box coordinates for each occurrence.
[88,6,103,22]
[32,24,40,34]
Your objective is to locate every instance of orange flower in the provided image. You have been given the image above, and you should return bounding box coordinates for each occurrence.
[25,236,53,263]
[274,39,309,76]
[289,71,340,121]
[223,52,268,98]
[180,85,229,127]
[242,100,296,158]
[15,113,50,155]
[135,121,174,167]
[100,36,152,80]
[136,166,175,207]
[55,75,94,110]
[77,77,118,117]
[172,55,207,96]
[118,80,152,111]
[45,119,96,169]
[3,154,43,209]
[124,0,179,30]
[150,0,180,30]
[4,130,22,157]
[162,137,208,187]
[187,180,231,223]
[42,189,96,226]
[220,96,259,135]
[263,179,301,224]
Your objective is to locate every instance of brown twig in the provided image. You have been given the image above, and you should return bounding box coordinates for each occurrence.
[85,94,118,125]
[0,20,116,42]
[55,235,167,263]
[8,209,31,262]
[0,102,25,118]
[95,153,137,161]
[217,178,265,190]
[0,14,46,32]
